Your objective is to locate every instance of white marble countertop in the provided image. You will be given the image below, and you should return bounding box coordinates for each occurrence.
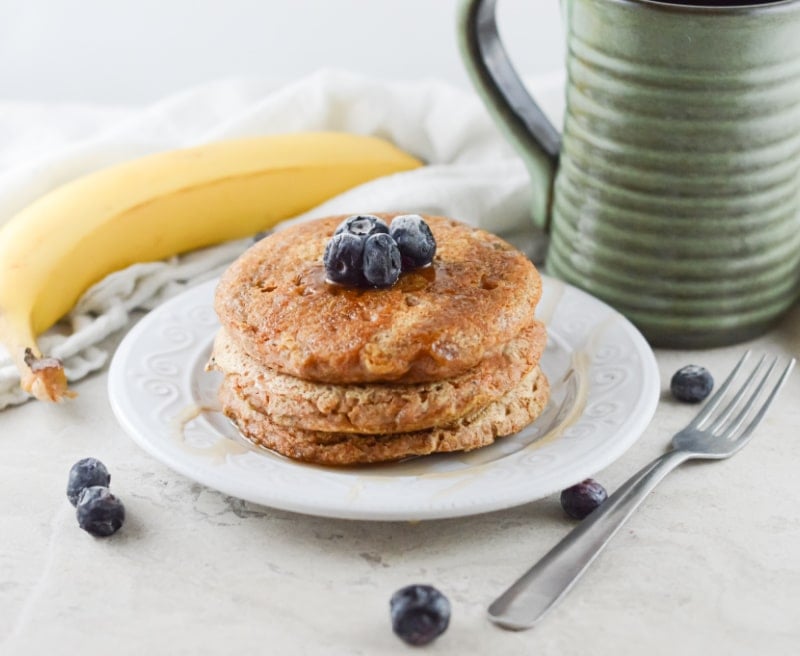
[3,3,797,653]
[1,302,798,656]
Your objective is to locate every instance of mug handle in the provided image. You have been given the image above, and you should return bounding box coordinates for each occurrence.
[457,0,561,232]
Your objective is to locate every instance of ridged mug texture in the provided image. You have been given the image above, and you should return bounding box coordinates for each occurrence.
[547,0,800,346]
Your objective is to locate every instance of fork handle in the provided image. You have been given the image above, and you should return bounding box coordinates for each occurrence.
[488,449,692,630]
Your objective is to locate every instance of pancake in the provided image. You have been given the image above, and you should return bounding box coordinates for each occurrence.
[219,366,549,466]
[214,214,542,384]
[210,320,547,434]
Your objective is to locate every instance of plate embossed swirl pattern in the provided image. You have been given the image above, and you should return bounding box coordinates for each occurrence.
[108,277,659,521]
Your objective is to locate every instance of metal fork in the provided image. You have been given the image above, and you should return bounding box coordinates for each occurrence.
[488,351,796,631]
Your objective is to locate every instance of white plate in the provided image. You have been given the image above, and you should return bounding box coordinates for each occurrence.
[108,276,659,521]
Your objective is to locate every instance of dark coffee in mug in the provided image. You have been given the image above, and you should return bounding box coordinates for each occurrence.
[657,1,780,5]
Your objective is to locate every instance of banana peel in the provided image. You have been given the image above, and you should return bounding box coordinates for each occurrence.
[0,132,422,402]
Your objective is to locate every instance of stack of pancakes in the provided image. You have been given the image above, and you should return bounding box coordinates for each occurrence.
[209,214,550,466]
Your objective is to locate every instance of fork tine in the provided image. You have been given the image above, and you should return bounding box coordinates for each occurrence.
[718,357,777,438]
[705,354,768,434]
[732,358,796,442]
[687,350,751,430]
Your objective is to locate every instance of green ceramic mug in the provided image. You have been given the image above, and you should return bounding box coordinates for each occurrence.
[458,0,800,347]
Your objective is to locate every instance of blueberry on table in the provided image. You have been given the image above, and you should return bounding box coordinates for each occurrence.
[561,478,608,520]
[363,233,402,287]
[76,486,125,537]
[66,457,111,506]
[323,232,365,286]
[390,584,451,647]
[333,214,389,237]
[671,365,714,403]
[389,214,436,270]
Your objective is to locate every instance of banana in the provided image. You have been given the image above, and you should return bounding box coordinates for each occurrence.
[0,131,421,402]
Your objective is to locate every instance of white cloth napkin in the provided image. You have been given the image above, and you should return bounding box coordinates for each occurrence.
[0,68,564,409]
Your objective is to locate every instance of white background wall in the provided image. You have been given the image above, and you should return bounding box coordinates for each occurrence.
[0,0,564,105]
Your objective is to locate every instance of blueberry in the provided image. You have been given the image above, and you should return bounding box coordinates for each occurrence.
[389,214,436,270]
[362,233,401,287]
[324,232,365,285]
[76,486,125,537]
[670,365,714,403]
[560,478,608,520]
[390,584,450,647]
[334,214,389,238]
[66,457,111,507]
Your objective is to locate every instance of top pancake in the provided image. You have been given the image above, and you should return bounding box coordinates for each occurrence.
[214,214,542,384]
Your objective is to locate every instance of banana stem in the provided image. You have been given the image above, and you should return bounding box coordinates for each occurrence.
[0,312,73,402]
